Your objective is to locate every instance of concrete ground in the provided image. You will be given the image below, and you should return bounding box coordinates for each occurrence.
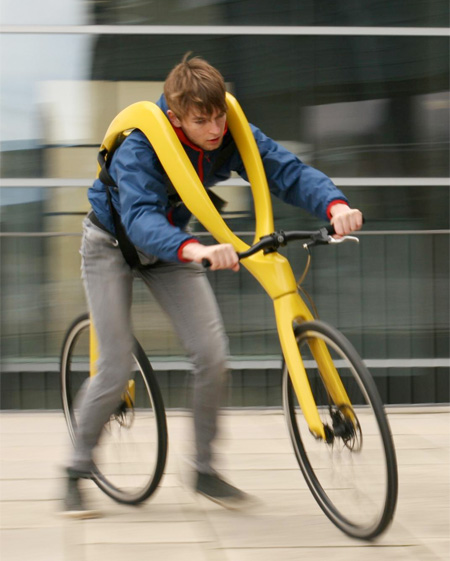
[0,407,449,561]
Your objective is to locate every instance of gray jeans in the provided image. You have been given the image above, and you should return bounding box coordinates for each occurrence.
[70,217,229,474]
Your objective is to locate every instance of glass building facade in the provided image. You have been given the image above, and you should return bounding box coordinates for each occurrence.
[1,0,449,408]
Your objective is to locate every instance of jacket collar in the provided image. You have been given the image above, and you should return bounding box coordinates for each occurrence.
[172,125,202,153]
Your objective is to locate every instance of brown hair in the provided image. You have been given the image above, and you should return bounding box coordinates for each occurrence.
[164,53,227,118]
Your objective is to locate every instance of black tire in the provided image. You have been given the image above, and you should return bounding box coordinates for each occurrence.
[282,320,398,540]
[60,313,168,504]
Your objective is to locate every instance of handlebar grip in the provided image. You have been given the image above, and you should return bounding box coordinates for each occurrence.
[325,224,336,236]
[202,258,212,268]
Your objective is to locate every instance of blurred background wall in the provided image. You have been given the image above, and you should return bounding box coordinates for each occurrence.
[1,0,449,408]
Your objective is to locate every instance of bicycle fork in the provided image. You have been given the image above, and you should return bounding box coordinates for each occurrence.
[274,292,353,441]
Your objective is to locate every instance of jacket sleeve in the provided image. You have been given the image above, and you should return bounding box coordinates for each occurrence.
[108,131,197,262]
[235,124,348,221]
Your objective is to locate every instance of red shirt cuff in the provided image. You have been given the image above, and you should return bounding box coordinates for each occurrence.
[326,200,349,220]
[177,238,200,262]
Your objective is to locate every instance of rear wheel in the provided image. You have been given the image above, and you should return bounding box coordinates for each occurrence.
[61,313,167,504]
[282,320,398,539]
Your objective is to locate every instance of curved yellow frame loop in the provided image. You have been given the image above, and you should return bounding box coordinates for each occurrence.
[93,93,354,440]
[224,94,274,242]
[98,93,301,299]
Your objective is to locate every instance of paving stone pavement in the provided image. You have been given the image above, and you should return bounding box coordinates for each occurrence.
[0,407,449,561]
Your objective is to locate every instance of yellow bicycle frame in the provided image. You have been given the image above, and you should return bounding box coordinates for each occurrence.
[91,92,352,439]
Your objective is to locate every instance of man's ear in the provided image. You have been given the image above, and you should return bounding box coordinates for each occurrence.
[167,109,182,127]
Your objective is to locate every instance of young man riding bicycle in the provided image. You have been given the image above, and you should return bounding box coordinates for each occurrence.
[62,53,362,518]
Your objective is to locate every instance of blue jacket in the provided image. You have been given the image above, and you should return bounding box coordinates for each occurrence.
[88,94,348,263]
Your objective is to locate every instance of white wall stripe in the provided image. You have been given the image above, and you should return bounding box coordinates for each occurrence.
[2,357,449,372]
[1,230,449,237]
[0,24,449,37]
[1,177,449,188]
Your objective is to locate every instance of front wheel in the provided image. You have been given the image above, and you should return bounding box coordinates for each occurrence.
[282,320,398,540]
[60,313,168,504]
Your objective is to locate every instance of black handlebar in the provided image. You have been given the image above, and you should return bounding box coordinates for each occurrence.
[202,216,365,268]
[201,224,337,268]
[237,225,336,261]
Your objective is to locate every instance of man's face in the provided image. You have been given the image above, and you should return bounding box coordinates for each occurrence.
[168,107,227,151]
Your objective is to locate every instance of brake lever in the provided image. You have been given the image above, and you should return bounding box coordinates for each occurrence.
[302,231,360,250]
[328,235,360,244]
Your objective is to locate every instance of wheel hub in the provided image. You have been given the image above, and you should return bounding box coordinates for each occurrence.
[324,405,362,450]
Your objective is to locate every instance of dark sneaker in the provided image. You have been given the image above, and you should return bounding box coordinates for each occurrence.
[60,469,100,519]
[195,472,254,510]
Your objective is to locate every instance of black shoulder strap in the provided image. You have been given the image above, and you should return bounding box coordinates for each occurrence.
[97,148,117,186]
[97,148,141,269]
[97,131,131,186]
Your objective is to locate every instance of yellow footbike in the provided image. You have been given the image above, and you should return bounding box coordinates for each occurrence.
[60,92,397,540]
